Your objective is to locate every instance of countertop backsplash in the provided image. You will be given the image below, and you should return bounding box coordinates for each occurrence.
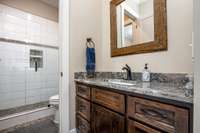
[74,72,191,85]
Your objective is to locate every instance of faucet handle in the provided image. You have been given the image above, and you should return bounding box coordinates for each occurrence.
[125,64,131,71]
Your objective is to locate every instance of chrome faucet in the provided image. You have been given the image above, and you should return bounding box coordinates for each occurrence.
[122,64,132,80]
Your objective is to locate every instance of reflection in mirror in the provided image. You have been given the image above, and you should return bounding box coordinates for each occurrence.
[117,0,154,48]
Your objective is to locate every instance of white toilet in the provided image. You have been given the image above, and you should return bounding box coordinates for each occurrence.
[49,95,59,124]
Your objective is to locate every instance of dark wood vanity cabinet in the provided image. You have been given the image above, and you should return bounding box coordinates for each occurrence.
[76,96,91,121]
[92,104,125,133]
[75,83,191,133]
[76,114,91,133]
[92,88,125,114]
[127,97,189,133]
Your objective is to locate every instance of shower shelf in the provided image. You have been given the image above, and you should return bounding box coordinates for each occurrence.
[30,55,43,58]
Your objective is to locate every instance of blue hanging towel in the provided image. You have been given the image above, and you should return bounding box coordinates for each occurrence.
[86,47,95,73]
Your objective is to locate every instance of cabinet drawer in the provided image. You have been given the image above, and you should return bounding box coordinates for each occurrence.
[92,88,125,113]
[128,120,163,133]
[76,96,91,121]
[76,114,90,133]
[128,97,189,133]
[76,84,91,100]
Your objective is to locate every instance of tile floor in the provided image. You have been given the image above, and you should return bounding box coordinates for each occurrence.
[0,117,58,133]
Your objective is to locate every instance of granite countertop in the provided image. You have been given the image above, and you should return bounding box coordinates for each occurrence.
[75,78,193,105]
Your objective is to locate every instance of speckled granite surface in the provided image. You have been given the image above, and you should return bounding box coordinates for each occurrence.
[74,72,190,84]
[74,72,193,105]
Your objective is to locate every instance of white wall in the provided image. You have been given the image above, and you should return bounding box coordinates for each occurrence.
[99,0,193,73]
[194,0,200,132]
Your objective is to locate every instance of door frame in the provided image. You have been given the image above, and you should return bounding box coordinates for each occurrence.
[59,0,70,132]
[194,0,200,132]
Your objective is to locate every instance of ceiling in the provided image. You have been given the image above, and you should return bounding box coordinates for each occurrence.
[40,0,58,8]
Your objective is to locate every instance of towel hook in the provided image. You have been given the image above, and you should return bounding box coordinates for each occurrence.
[86,38,95,48]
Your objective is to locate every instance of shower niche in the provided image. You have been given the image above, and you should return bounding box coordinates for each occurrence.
[30,49,44,72]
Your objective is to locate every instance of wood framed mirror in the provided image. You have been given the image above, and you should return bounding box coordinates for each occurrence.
[110,0,167,57]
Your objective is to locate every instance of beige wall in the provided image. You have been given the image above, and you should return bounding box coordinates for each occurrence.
[69,0,102,129]
[69,0,193,129]
[99,0,193,73]
[0,0,58,21]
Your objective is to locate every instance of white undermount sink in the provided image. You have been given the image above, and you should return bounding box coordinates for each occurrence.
[106,79,136,86]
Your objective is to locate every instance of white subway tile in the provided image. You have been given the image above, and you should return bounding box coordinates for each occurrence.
[0,91,25,101]
[0,99,25,110]
[0,4,59,109]
[0,83,25,93]
[26,96,41,104]
[0,4,58,47]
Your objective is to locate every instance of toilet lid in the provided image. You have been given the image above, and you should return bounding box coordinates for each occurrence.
[50,95,59,101]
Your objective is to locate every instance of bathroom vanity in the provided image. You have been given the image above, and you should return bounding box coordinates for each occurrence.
[75,77,193,133]
[72,0,194,132]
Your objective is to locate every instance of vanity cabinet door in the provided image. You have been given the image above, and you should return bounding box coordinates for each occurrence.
[92,104,125,133]
[76,96,91,121]
[76,114,91,133]
[128,120,163,133]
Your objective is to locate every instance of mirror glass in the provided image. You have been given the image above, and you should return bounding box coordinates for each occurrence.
[116,0,154,48]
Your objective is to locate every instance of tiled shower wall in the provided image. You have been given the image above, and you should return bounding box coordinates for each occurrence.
[0,4,59,110]
[0,4,58,47]
[0,42,59,110]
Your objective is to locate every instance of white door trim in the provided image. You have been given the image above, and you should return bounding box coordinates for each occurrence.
[194,0,200,132]
[59,0,70,133]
